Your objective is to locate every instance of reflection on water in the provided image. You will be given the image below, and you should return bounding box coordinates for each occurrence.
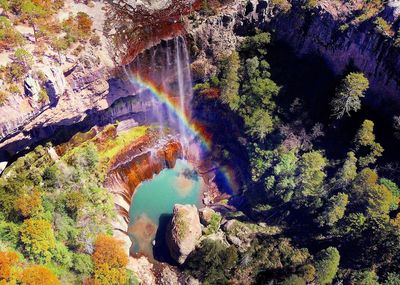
[128,159,202,259]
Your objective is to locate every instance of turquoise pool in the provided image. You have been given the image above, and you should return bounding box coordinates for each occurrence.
[128,159,202,258]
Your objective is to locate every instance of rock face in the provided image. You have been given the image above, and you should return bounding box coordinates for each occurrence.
[118,0,172,11]
[167,204,202,264]
[24,75,41,100]
[268,2,400,107]
[2,0,400,158]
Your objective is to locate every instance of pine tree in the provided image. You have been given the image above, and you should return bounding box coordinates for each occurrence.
[331,72,369,119]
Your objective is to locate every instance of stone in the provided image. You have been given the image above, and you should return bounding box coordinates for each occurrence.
[24,75,41,101]
[0,161,7,174]
[42,67,67,101]
[199,207,216,226]
[159,266,179,285]
[223,219,254,252]
[127,256,156,285]
[167,204,202,264]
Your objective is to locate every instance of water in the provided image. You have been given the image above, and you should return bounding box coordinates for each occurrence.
[124,37,194,150]
[128,159,202,259]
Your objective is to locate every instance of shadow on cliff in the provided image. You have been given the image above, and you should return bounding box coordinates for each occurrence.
[267,40,400,164]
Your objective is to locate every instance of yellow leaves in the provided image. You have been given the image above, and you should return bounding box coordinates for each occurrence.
[20,219,55,263]
[91,235,128,285]
[93,264,127,285]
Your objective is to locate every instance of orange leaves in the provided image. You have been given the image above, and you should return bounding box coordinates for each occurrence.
[0,252,18,281]
[20,265,60,285]
[15,191,42,218]
[76,12,93,34]
[91,235,128,285]
[92,235,128,269]
[0,253,60,285]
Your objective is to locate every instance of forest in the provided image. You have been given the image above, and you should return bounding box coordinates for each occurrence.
[187,29,400,285]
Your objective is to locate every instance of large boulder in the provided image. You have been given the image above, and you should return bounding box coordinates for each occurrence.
[167,204,201,264]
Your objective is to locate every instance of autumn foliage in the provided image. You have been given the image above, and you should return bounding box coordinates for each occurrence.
[91,235,128,285]
[76,12,93,34]
[0,252,18,281]
[20,265,60,285]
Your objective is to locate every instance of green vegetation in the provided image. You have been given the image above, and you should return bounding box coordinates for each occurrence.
[0,124,151,284]
[220,51,240,111]
[331,72,369,119]
[0,16,24,49]
[97,125,148,161]
[374,17,392,36]
[270,0,291,12]
[188,27,400,285]
[355,0,385,23]
[315,247,340,285]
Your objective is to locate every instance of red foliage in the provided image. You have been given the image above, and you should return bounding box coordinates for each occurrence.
[200,87,220,99]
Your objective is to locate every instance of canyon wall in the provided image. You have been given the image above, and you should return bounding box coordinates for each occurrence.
[268,1,400,109]
[190,0,400,111]
[2,0,400,160]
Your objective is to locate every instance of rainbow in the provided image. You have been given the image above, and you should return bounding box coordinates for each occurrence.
[124,67,213,150]
[124,67,239,194]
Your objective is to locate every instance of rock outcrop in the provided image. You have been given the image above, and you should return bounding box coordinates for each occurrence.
[166,204,202,264]
[24,75,41,100]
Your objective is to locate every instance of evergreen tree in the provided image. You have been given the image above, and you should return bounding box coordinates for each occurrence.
[298,151,327,197]
[315,247,340,285]
[318,193,349,226]
[220,51,240,111]
[331,72,369,119]
[354,120,384,167]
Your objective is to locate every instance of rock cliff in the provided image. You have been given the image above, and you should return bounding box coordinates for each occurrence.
[2,0,400,160]
[269,1,400,108]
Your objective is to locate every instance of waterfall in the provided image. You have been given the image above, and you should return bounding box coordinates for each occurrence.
[124,37,194,153]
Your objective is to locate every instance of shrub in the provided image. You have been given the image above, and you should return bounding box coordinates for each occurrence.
[0,251,19,281]
[38,89,49,104]
[0,91,8,105]
[270,0,291,12]
[51,241,73,268]
[304,0,318,9]
[20,218,56,263]
[0,222,20,246]
[374,17,392,36]
[15,190,43,217]
[89,34,101,46]
[72,253,93,275]
[76,12,93,34]
[92,235,128,285]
